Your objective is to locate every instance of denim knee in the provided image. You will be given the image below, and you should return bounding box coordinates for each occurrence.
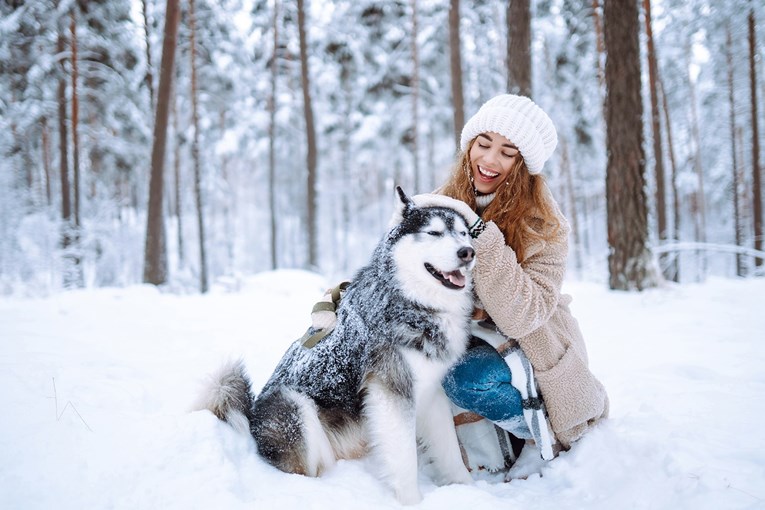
[443,338,525,423]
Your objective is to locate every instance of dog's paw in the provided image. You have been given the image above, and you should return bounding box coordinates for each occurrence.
[439,466,474,486]
[394,487,423,506]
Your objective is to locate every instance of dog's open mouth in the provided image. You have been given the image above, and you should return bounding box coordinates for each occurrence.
[425,263,467,290]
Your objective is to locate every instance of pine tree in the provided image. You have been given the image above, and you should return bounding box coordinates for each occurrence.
[144,0,181,286]
[449,0,464,150]
[748,3,763,267]
[603,0,657,290]
[189,0,208,293]
[506,0,532,97]
[297,0,318,269]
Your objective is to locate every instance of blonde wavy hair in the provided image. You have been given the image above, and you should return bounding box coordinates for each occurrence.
[439,138,561,262]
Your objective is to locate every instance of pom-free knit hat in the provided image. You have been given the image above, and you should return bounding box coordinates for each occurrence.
[460,94,558,174]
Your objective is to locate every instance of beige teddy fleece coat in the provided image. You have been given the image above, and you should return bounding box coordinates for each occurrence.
[472,196,609,449]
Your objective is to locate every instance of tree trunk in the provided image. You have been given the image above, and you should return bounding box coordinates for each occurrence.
[411,0,420,192]
[659,76,680,282]
[727,22,744,276]
[449,0,464,150]
[41,118,52,206]
[506,0,531,97]
[642,0,668,280]
[172,76,183,268]
[69,8,84,287]
[591,0,605,91]
[603,0,656,291]
[560,137,583,277]
[219,110,234,272]
[688,45,707,281]
[297,0,318,269]
[143,0,180,286]
[70,11,81,231]
[142,0,155,114]
[268,0,279,270]
[56,18,74,288]
[749,4,763,266]
[341,69,352,272]
[189,0,208,293]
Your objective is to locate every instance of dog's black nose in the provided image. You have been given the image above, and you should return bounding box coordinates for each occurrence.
[457,246,475,262]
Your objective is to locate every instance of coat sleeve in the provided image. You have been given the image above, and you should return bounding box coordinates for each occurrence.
[471,219,569,340]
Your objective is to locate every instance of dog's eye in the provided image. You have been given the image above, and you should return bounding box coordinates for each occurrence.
[427,231,442,237]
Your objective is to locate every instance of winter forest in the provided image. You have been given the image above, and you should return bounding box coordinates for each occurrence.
[1,0,764,295]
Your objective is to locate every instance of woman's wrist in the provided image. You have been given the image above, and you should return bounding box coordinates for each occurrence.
[469,217,486,239]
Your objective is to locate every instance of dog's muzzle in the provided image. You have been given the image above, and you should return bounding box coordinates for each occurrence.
[425,245,474,290]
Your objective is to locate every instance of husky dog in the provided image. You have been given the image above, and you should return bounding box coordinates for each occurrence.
[199,187,475,505]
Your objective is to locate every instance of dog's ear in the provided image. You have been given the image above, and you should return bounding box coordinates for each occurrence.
[388,186,414,228]
[395,186,412,208]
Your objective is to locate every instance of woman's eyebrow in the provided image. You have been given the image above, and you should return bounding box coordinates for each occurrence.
[478,133,517,150]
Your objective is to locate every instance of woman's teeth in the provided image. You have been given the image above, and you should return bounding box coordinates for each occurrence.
[478,166,499,178]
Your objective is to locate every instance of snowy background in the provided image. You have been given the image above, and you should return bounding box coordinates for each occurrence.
[2,270,764,509]
[3,1,765,507]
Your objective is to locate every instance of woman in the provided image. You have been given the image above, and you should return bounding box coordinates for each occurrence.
[414,94,608,472]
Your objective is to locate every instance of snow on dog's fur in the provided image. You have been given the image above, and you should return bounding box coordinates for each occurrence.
[198,187,476,505]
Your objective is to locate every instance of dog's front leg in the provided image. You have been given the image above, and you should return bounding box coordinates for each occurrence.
[363,376,422,505]
[417,386,473,485]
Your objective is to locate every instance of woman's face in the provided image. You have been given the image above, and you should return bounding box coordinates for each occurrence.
[468,132,520,194]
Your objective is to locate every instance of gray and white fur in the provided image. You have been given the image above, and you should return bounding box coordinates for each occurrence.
[199,187,475,505]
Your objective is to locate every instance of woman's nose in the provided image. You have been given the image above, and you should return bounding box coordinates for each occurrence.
[484,148,500,164]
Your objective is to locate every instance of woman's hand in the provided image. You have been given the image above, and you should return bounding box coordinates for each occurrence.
[412,194,478,223]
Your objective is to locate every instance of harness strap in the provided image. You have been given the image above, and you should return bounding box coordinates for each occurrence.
[301,327,332,349]
[312,301,336,313]
[301,281,351,349]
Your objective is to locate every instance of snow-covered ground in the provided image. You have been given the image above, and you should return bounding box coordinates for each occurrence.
[1,271,764,509]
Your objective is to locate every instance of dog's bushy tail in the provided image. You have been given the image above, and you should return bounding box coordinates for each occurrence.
[196,359,256,436]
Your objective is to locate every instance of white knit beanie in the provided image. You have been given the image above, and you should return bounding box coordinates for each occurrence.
[460,94,558,175]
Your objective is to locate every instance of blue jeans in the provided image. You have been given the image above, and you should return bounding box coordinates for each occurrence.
[443,337,530,437]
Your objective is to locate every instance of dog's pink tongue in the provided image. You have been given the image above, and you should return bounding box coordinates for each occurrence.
[445,270,465,288]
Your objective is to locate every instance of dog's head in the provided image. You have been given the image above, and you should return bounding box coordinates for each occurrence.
[386,187,476,309]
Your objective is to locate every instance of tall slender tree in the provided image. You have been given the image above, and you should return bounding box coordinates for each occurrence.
[727,22,744,276]
[297,0,318,269]
[603,0,657,290]
[659,76,680,282]
[591,0,605,91]
[56,13,74,287]
[69,7,83,287]
[687,43,707,281]
[143,0,181,286]
[506,0,532,97]
[70,10,81,232]
[410,0,421,193]
[449,0,464,149]
[142,0,155,114]
[749,3,763,267]
[267,0,280,270]
[41,118,52,206]
[189,0,208,293]
[642,0,669,279]
[171,70,184,268]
